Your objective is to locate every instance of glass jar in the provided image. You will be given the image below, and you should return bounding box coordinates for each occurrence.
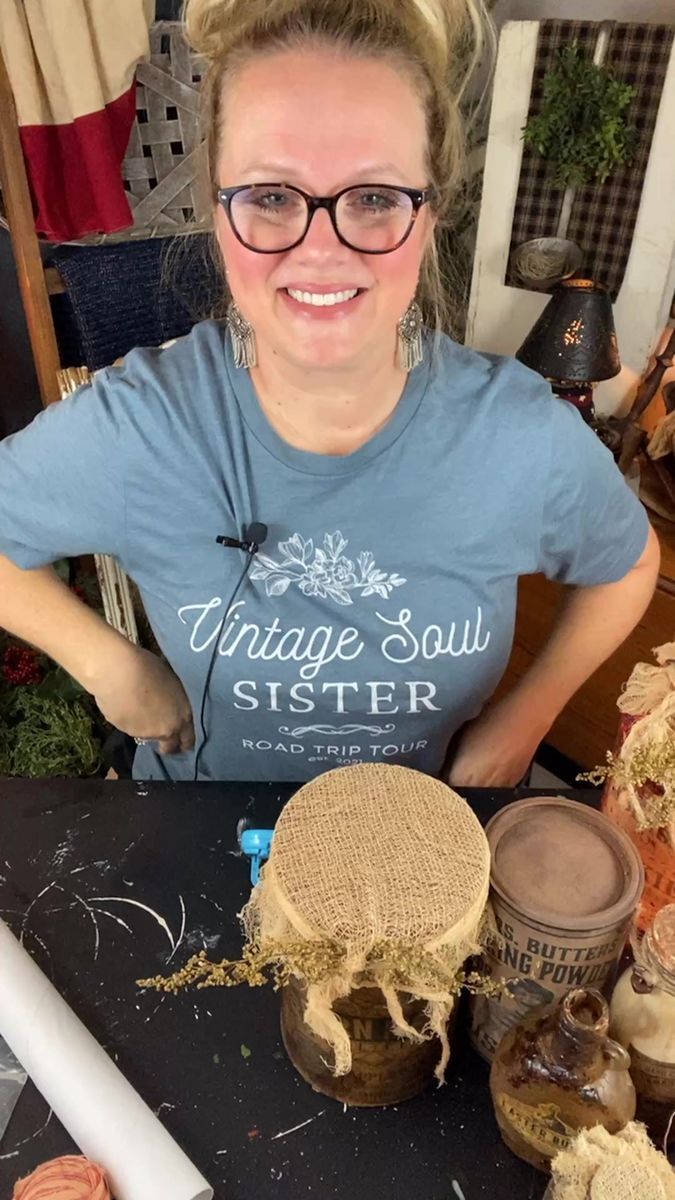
[610,903,675,1146]
[602,714,675,934]
[280,978,450,1107]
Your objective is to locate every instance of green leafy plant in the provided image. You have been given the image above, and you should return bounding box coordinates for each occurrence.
[523,44,638,187]
[6,689,102,778]
[0,660,104,778]
[0,559,106,778]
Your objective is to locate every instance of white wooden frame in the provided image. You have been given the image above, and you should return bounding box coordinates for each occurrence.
[467,21,675,416]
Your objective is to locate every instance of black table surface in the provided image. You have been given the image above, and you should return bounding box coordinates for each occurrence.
[0,780,594,1200]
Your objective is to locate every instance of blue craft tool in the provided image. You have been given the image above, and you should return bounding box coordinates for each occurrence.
[240,829,274,885]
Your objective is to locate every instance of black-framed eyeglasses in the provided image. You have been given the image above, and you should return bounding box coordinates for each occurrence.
[216,182,433,255]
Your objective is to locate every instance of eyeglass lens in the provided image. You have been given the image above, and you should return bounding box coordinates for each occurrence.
[228,185,415,252]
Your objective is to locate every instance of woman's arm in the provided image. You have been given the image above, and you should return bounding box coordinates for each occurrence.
[448,525,661,787]
[0,554,194,754]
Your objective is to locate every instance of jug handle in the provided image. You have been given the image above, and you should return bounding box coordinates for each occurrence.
[604,1037,631,1071]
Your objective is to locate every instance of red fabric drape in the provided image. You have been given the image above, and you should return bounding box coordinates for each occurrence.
[19,85,137,241]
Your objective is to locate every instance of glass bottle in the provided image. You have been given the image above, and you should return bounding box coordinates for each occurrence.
[490,988,636,1172]
[603,770,675,935]
[610,903,675,1147]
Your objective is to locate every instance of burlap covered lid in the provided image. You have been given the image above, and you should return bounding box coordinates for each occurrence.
[264,762,490,946]
[591,1161,666,1200]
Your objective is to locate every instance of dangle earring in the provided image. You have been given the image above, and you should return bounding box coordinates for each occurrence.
[226,301,258,368]
[396,299,424,370]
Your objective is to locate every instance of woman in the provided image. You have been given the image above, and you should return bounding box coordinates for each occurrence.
[0,0,660,785]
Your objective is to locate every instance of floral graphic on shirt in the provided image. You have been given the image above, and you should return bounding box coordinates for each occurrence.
[250,530,406,606]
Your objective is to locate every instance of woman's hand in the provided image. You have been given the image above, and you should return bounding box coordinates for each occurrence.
[90,642,195,756]
[447,697,549,788]
[0,558,194,756]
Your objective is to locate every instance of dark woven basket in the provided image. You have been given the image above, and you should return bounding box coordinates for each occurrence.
[50,234,223,370]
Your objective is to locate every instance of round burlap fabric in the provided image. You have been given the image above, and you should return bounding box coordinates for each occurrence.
[242,763,490,1079]
[545,1123,675,1200]
[591,1161,666,1200]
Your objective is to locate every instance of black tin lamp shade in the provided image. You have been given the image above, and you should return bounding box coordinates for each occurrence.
[516,279,621,384]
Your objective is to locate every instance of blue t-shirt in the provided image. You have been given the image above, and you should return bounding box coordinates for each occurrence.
[0,322,648,781]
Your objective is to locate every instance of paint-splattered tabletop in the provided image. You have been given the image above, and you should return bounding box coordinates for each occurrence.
[0,780,588,1199]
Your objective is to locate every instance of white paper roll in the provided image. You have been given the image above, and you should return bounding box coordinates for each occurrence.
[0,919,213,1200]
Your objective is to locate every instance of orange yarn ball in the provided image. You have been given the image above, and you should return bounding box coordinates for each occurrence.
[13,1155,111,1200]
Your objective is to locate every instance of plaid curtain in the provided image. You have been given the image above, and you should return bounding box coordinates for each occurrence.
[507,21,674,300]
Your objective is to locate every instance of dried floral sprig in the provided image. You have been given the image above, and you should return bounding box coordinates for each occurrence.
[138,939,500,998]
[578,742,675,830]
[461,970,505,999]
[138,939,344,993]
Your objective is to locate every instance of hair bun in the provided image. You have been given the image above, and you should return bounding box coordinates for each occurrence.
[183,0,489,80]
[183,0,250,61]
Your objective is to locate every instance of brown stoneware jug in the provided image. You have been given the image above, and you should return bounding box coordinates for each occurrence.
[490,988,636,1171]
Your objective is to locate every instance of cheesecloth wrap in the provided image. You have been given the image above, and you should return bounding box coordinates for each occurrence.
[545,1123,675,1200]
[241,763,490,1080]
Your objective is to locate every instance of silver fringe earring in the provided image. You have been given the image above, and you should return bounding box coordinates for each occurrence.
[397,299,424,370]
[227,301,258,368]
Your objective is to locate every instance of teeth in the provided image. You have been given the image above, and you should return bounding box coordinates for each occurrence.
[287,288,358,306]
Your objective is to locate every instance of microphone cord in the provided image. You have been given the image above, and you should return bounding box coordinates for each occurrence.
[192,549,258,782]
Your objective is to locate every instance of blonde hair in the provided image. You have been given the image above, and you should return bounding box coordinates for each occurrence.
[183,0,494,335]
